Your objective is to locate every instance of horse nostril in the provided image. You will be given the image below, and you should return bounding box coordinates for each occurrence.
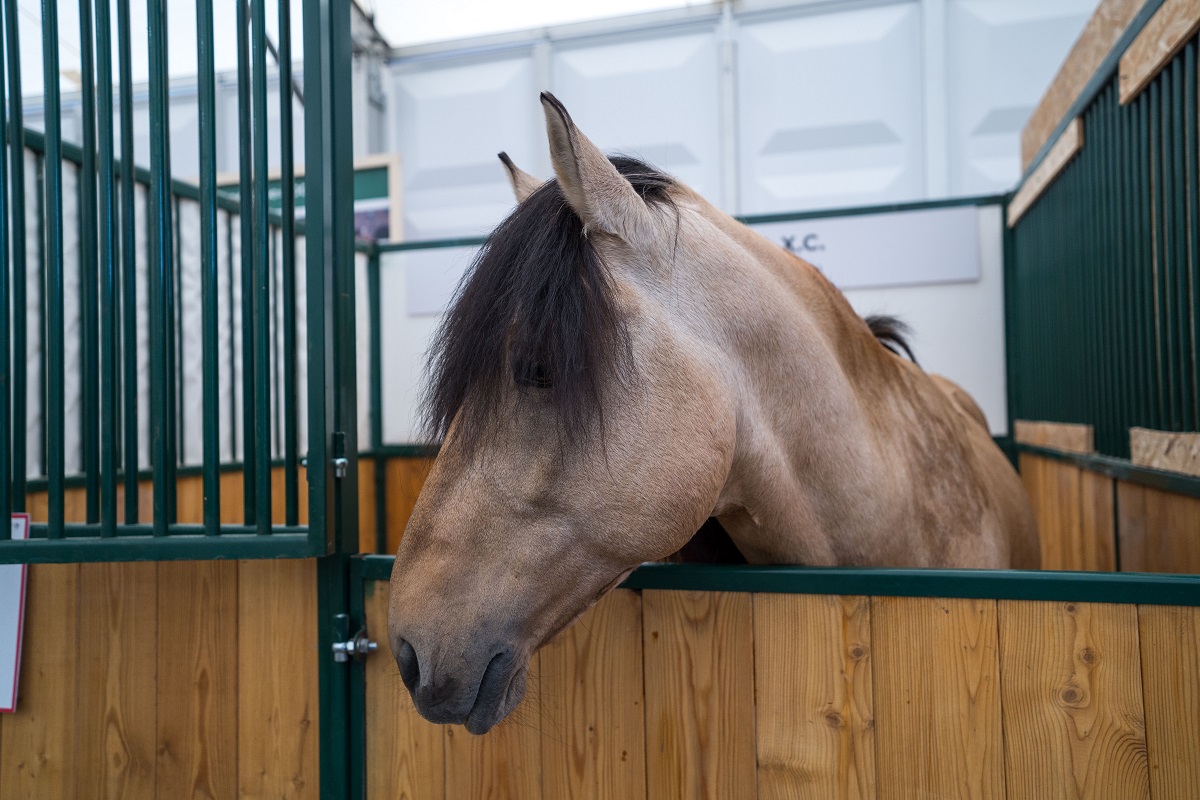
[396,639,420,692]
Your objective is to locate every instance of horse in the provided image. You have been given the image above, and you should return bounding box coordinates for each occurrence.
[388,92,1038,735]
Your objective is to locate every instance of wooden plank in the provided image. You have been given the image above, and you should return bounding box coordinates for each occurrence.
[0,564,80,797]
[998,600,1149,799]
[1009,119,1086,227]
[541,589,646,800]
[641,590,755,800]
[1130,427,1200,477]
[384,458,433,554]
[871,596,1004,800]
[1137,605,1200,796]
[754,594,874,800]
[156,560,239,799]
[1116,482,1149,572]
[1117,482,1200,574]
[363,579,445,800]
[1013,419,1094,453]
[358,457,377,553]
[238,559,319,800]
[1079,469,1117,572]
[1119,0,1200,103]
[1021,0,1142,169]
[76,562,158,799]
[443,658,542,800]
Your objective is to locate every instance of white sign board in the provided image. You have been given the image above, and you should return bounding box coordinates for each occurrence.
[1,514,29,713]
[747,205,981,290]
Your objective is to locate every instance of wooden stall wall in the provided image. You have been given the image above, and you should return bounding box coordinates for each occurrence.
[366,583,1200,800]
[4,478,322,799]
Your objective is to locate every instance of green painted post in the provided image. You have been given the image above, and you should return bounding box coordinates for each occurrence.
[96,0,118,535]
[280,0,300,527]
[117,0,138,524]
[197,0,221,535]
[237,0,258,526]
[251,0,273,534]
[5,0,26,512]
[41,0,65,538]
[79,0,99,523]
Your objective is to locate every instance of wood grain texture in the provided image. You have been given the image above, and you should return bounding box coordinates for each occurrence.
[357,457,377,553]
[755,594,874,800]
[384,457,433,554]
[1130,427,1200,476]
[641,590,755,800]
[156,560,239,800]
[1137,605,1200,796]
[1020,455,1116,571]
[237,559,319,800]
[1117,482,1200,573]
[872,596,1004,800]
[1021,0,1142,168]
[1079,469,1117,571]
[540,589,646,800]
[443,660,542,800]
[76,561,158,799]
[998,600,1149,799]
[363,579,445,800]
[1013,419,1095,453]
[1119,0,1200,103]
[0,564,80,798]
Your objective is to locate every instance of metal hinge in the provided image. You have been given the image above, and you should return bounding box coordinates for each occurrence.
[332,431,348,478]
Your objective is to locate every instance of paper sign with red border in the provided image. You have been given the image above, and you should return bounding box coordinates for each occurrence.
[1,514,30,713]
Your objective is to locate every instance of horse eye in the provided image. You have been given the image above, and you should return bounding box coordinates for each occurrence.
[515,361,552,389]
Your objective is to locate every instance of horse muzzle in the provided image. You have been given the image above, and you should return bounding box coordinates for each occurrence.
[392,635,528,735]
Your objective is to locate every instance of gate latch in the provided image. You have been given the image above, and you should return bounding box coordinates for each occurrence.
[332,629,378,663]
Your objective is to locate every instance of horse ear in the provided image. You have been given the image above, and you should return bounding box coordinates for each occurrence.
[540,92,654,242]
[498,152,542,203]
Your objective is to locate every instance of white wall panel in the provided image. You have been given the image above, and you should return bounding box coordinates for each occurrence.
[552,28,722,201]
[391,55,539,239]
[737,2,924,214]
[379,253,444,444]
[946,0,1094,194]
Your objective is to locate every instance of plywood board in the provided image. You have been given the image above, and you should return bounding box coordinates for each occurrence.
[755,594,874,800]
[1137,604,1200,796]
[1119,0,1200,103]
[540,589,646,800]
[76,561,158,799]
[363,579,445,800]
[998,600,1149,799]
[237,559,319,800]
[1130,427,1200,477]
[1021,0,1142,168]
[871,596,1004,800]
[0,564,80,797]
[1013,419,1095,453]
[642,590,756,800]
[156,560,239,799]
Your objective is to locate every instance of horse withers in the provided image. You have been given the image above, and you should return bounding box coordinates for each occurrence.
[388,92,1038,734]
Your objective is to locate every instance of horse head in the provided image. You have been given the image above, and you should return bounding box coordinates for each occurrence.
[387,93,738,733]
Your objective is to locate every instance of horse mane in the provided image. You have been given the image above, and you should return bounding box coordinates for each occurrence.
[421,156,675,450]
[865,314,918,365]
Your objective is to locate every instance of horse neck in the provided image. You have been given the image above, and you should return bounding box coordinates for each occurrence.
[678,200,910,564]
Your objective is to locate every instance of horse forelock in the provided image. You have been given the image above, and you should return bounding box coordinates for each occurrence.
[421,156,676,451]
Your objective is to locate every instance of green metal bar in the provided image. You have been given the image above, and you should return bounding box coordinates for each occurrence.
[96,0,118,536]
[237,0,257,526]
[251,0,272,533]
[147,0,174,537]
[369,254,386,553]
[1187,40,1200,430]
[226,212,238,458]
[167,194,179,521]
[79,0,99,523]
[0,530,315,564]
[35,155,45,479]
[42,0,65,538]
[5,0,26,513]
[172,196,183,469]
[280,0,299,527]
[1148,81,1165,431]
[197,0,220,535]
[1170,53,1193,432]
[1159,65,1179,431]
[117,0,137,524]
[0,9,9,536]
[347,557,370,797]
[1136,93,1154,433]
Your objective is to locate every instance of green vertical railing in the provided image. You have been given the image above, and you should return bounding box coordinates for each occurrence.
[1009,30,1200,458]
[0,0,354,563]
